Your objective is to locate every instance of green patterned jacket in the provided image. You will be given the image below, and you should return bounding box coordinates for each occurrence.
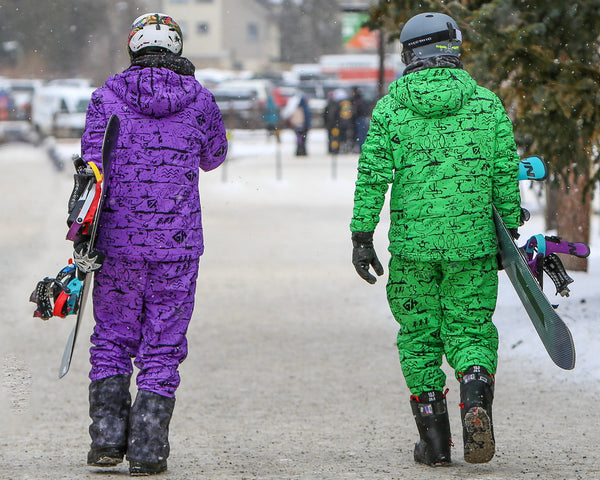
[350,67,521,261]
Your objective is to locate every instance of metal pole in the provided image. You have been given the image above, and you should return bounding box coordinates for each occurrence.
[275,128,282,181]
[221,156,228,183]
[222,130,232,183]
[331,153,338,181]
[378,28,386,97]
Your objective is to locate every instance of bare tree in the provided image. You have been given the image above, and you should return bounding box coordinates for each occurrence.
[278,0,343,64]
[0,0,148,81]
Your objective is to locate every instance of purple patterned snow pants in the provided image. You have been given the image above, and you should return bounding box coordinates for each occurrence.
[89,255,199,398]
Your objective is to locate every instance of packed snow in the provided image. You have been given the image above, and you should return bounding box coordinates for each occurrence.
[1,128,599,479]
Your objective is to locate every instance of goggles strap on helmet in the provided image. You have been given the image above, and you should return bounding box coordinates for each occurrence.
[402,23,462,51]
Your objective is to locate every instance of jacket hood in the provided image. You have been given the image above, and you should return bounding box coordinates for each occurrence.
[106,66,201,118]
[389,68,477,118]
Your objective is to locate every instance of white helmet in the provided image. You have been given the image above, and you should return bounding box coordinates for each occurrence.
[127,13,183,58]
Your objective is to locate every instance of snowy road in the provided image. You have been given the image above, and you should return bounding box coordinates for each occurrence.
[1,129,599,479]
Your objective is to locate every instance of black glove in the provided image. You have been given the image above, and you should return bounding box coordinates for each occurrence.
[520,207,530,225]
[352,231,384,284]
[508,207,530,240]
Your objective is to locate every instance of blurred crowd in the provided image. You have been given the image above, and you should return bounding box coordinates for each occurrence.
[323,86,371,155]
[0,71,379,158]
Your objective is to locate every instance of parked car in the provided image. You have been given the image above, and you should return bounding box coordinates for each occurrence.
[0,87,17,121]
[0,121,38,144]
[31,85,93,138]
[6,78,44,121]
[211,79,277,129]
[212,88,264,129]
[216,79,273,108]
[46,78,92,88]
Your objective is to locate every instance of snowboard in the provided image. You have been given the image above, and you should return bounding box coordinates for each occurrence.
[58,114,120,378]
[494,206,576,369]
[494,155,586,370]
[517,155,547,181]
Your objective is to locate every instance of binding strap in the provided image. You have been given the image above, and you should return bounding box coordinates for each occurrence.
[30,263,82,320]
[543,254,573,297]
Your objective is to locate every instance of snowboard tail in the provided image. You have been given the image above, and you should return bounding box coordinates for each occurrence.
[517,155,547,181]
[493,206,575,370]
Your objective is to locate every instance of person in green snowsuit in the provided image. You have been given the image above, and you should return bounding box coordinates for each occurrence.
[350,13,522,467]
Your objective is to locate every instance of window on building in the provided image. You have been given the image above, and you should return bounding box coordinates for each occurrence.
[247,23,259,43]
[170,0,189,3]
[197,22,210,34]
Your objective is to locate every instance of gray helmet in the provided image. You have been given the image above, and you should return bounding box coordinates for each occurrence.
[400,12,462,64]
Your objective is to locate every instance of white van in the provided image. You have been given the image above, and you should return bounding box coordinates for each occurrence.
[32,85,94,138]
[215,79,273,107]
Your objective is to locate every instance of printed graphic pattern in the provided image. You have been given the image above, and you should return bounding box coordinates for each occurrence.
[350,67,521,261]
[80,65,227,395]
[351,67,521,395]
[90,255,199,397]
[387,255,499,395]
[81,66,228,261]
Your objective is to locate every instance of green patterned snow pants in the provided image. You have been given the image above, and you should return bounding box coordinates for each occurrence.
[387,255,499,396]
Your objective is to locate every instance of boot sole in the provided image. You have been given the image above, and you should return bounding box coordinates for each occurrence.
[87,448,125,467]
[129,460,167,476]
[414,440,451,467]
[415,457,451,467]
[87,456,123,467]
[463,407,495,464]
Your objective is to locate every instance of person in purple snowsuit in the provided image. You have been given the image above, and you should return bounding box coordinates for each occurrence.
[79,13,227,476]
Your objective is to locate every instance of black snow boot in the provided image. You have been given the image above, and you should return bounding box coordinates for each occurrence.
[127,390,176,476]
[87,374,132,467]
[410,390,452,466]
[460,365,495,464]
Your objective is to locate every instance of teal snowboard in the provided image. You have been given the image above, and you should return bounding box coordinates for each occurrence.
[518,155,547,181]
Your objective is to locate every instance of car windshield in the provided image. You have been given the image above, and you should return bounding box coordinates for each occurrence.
[74,98,90,113]
[214,90,256,101]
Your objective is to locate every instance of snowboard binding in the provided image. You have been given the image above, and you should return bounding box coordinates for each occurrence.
[66,156,103,241]
[520,234,590,297]
[495,155,590,370]
[514,155,591,298]
[30,263,83,320]
[30,155,105,321]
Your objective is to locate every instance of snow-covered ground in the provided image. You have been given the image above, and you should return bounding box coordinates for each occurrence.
[224,129,600,386]
[1,129,598,479]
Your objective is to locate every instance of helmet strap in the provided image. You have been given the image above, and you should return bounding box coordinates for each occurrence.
[401,23,462,52]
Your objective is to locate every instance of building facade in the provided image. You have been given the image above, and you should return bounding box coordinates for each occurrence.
[153,0,279,71]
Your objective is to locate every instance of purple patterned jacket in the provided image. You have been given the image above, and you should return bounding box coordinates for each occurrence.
[81,66,228,261]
